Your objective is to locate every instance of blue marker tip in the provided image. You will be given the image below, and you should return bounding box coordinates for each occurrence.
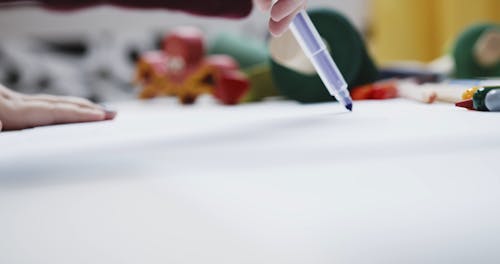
[346,103,352,111]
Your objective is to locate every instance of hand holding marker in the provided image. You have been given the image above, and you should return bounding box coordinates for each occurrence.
[257,0,353,111]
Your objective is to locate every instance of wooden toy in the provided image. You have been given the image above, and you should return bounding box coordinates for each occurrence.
[135,27,249,105]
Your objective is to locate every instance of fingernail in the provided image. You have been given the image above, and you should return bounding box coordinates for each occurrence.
[104,109,117,120]
[99,104,117,120]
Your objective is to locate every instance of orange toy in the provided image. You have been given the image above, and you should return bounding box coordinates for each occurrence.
[135,27,249,105]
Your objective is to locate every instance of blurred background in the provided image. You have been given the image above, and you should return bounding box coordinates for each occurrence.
[370,0,499,63]
[0,0,498,102]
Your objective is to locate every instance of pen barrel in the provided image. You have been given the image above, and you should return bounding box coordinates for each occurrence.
[290,10,350,106]
[473,86,500,111]
[290,10,326,57]
[310,50,350,104]
[485,89,500,111]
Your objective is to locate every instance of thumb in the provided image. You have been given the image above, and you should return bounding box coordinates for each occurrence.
[254,0,272,11]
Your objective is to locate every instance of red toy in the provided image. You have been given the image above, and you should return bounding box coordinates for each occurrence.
[135,27,249,105]
[351,80,398,101]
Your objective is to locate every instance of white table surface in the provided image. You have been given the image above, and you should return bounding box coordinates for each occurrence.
[1,98,500,264]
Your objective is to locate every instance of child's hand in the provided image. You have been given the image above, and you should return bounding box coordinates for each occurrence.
[254,0,307,36]
[0,84,116,131]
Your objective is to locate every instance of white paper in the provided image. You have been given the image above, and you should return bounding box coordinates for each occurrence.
[1,99,500,264]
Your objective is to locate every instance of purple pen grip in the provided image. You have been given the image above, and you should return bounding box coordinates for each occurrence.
[313,50,349,98]
[290,10,324,56]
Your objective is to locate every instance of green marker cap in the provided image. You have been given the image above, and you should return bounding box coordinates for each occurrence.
[473,86,500,111]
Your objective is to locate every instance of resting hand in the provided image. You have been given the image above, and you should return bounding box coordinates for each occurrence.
[0,84,115,131]
[254,0,307,36]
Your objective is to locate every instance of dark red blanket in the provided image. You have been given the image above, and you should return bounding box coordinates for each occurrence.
[0,0,253,18]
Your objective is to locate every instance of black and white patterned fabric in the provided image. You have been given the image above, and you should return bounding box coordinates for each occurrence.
[0,31,159,102]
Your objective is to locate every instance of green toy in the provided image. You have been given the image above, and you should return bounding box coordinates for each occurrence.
[453,23,500,79]
[208,9,379,104]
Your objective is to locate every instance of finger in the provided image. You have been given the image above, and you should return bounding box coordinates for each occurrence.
[270,0,304,22]
[254,0,272,11]
[104,109,117,120]
[269,7,301,36]
[49,102,107,125]
[20,101,106,128]
[24,94,117,120]
[0,84,8,94]
[0,120,3,132]
[0,84,20,99]
[23,94,100,110]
